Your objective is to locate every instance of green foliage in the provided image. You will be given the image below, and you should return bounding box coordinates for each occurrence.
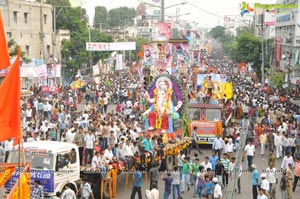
[45,0,113,78]
[235,34,260,63]
[94,6,109,30]
[8,39,30,63]
[266,69,285,88]
[108,7,136,28]
[208,26,234,44]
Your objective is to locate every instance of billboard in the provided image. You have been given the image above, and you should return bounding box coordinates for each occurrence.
[264,12,276,26]
[154,22,172,41]
[86,42,136,51]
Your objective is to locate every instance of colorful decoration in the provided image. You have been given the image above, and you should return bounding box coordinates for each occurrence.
[70,78,85,90]
[143,75,185,134]
[240,2,254,16]
[0,167,15,187]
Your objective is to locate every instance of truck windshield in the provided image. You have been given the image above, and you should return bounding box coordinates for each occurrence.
[188,108,200,120]
[206,109,221,121]
[7,150,54,170]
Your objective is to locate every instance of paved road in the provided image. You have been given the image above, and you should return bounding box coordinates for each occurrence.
[113,147,299,199]
[76,104,300,198]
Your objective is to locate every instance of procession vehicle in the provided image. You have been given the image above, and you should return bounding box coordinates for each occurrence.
[139,74,192,170]
[4,141,120,199]
[185,72,233,154]
[4,139,191,199]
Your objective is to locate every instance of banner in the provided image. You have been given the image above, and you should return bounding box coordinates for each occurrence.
[154,22,172,41]
[174,42,190,64]
[92,64,100,76]
[193,50,200,65]
[144,45,154,67]
[116,54,123,70]
[19,64,61,78]
[86,42,136,51]
[264,12,276,26]
[224,15,238,29]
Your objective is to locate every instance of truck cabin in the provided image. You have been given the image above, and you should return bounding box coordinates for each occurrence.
[188,104,222,122]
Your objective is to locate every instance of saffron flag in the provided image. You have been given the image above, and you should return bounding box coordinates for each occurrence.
[0,10,10,69]
[0,47,21,145]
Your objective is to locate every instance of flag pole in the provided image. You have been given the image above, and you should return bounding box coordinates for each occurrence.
[18,138,21,199]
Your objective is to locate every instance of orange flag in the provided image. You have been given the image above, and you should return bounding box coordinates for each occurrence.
[0,10,10,69]
[0,47,21,145]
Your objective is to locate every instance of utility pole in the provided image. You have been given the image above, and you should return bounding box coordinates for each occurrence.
[40,0,44,64]
[261,14,265,84]
[161,0,165,22]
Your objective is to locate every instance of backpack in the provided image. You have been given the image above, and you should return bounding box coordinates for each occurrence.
[145,189,152,199]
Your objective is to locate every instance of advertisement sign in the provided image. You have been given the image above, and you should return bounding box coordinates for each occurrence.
[144,45,154,67]
[174,42,190,64]
[19,64,61,78]
[5,168,54,193]
[264,12,276,26]
[193,50,200,65]
[86,42,136,51]
[154,22,172,41]
[92,64,100,76]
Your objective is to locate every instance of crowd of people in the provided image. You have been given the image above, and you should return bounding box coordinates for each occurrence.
[1,62,300,199]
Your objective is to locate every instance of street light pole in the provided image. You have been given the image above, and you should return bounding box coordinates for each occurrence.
[161,0,165,22]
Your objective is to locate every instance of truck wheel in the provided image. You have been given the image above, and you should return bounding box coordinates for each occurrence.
[166,156,173,171]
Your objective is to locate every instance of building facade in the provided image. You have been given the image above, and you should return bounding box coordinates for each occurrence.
[275,0,300,85]
[1,0,53,64]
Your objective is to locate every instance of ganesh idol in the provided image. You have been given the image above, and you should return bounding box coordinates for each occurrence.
[143,77,183,133]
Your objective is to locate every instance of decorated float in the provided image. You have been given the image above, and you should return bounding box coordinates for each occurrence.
[142,74,186,140]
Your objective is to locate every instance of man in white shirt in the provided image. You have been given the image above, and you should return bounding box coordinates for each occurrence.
[84,130,95,165]
[244,140,255,170]
[104,145,114,163]
[66,129,76,143]
[212,135,224,159]
[4,140,13,162]
[265,162,277,199]
[212,177,222,199]
[274,132,283,158]
[150,183,159,199]
[200,156,212,171]
[281,152,295,169]
[61,183,76,199]
[260,173,270,196]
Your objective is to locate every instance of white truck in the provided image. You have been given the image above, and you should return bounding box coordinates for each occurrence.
[4,141,94,198]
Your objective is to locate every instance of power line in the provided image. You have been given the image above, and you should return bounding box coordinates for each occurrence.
[188,2,223,19]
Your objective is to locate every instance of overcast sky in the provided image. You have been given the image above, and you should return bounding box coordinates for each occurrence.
[84,0,277,27]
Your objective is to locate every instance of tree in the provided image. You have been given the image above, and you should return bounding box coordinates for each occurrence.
[8,39,30,63]
[208,26,234,44]
[94,6,109,30]
[131,37,150,61]
[46,1,113,78]
[108,7,136,28]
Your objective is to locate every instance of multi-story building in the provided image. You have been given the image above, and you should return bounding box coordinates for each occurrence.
[275,0,300,85]
[1,0,53,63]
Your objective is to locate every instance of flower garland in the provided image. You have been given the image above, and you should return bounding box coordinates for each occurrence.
[8,173,30,199]
[154,88,173,129]
[0,167,15,187]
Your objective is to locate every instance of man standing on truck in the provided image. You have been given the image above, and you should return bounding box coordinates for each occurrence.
[212,135,224,160]
[84,129,96,165]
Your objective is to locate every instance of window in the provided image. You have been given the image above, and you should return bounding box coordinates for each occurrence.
[24,12,28,23]
[47,45,50,55]
[13,11,17,23]
[206,109,221,121]
[188,108,200,120]
[43,14,47,24]
[26,46,29,56]
[6,32,12,39]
